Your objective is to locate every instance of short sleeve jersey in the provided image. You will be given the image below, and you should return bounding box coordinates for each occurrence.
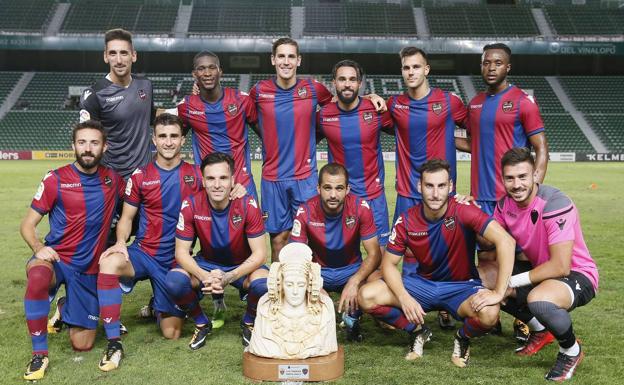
[30,164,124,274]
[467,85,544,201]
[124,161,203,265]
[79,75,155,180]
[318,98,393,200]
[494,185,598,290]
[289,194,377,268]
[177,88,257,187]
[176,193,265,266]
[387,199,492,281]
[389,89,467,199]
[249,77,332,181]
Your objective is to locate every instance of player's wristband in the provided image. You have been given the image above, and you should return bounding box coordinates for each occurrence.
[509,272,531,288]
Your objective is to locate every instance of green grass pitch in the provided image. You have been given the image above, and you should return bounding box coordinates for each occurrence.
[0,160,623,384]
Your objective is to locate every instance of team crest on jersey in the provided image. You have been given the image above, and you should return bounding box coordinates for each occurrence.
[432,102,443,115]
[292,219,301,237]
[138,89,147,100]
[345,216,356,229]
[443,216,456,230]
[79,109,91,123]
[297,87,308,98]
[502,101,513,113]
[183,175,195,185]
[363,112,373,124]
[262,211,269,221]
[231,214,243,228]
[530,209,539,224]
[104,176,112,187]
[227,103,238,116]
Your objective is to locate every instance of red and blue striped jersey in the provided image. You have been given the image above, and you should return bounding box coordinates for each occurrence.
[177,88,257,187]
[318,98,393,200]
[176,193,265,266]
[289,194,377,268]
[467,85,544,201]
[30,164,124,275]
[125,161,202,265]
[249,77,332,181]
[388,89,467,199]
[387,199,492,282]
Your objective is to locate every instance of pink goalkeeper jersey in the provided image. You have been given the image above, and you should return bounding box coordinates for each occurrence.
[494,184,598,290]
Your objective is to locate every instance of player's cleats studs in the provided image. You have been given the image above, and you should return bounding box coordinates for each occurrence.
[211,300,226,329]
[119,321,128,335]
[515,330,555,356]
[98,340,123,372]
[189,324,212,350]
[342,313,363,342]
[437,310,455,331]
[513,319,530,343]
[241,322,254,347]
[139,296,155,319]
[24,354,49,380]
[545,346,584,382]
[47,296,66,334]
[405,325,432,360]
[451,334,471,368]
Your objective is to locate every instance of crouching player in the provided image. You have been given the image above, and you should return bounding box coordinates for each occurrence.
[20,121,123,380]
[289,163,382,341]
[494,148,598,382]
[358,159,515,367]
[166,152,268,348]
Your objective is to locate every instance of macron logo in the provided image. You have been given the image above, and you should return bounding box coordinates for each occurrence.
[83,90,92,100]
[103,317,113,324]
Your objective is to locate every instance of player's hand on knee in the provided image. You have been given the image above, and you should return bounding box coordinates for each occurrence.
[470,289,503,312]
[35,246,59,262]
[100,242,128,262]
[338,279,360,314]
[399,294,425,325]
[229,183,247,200]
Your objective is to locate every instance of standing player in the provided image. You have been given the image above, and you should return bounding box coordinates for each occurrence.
[387,46,468,330]
[290,163,382,341]
[493,148,597,382]
[20,121,123,380]
[79,28,154,181]
[318,60,393,248]
[166,153,268,348]
[466,42,549,339]
[358,159,515,367]
[95,114,202,371]
[249,38,386,263]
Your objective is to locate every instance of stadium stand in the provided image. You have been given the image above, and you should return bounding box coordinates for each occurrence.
[61,0,178,34]
[0,0,56,33]
[188,0,290,36]
[425,5,539,38]
[0,72,23,105]
[303,1,416,37]
[0,111,75,150]
[544,6,624,36]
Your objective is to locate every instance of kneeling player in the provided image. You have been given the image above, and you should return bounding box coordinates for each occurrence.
[358,159,515,367]
[166,153,268,349]
[493,148,598,381]
[289,163,382,341]
[96,114,205,371]
[20,121,123,380]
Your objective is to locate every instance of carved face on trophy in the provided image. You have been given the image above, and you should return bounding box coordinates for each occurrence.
[247,243,338,359]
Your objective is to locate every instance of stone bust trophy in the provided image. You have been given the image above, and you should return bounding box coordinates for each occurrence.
[248,243,338,359]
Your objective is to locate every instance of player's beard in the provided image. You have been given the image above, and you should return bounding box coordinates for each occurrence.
[337,88,358,105]
[75,150,103,171]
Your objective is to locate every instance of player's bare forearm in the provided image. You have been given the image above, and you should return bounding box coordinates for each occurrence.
[20,208,45,254]
[115,203,137,245]
[352,237,382,284]
[483,221,515,297]
[524,241,573,285]
[231,234,267,281]
[175,239,204,279]
[455,136,471,153]
[531,132,549,183]
[381,250,411,301]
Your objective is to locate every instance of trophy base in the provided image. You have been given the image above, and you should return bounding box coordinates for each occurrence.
[242,345,344,382]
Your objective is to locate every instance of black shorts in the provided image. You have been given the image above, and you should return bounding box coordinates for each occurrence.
[514,262,595,311]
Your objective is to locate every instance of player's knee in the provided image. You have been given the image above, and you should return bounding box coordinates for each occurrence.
[70,334,95,352]
[165,269,191,299]
[478,305,500,328]
[248,277,268,298]
[26,264,54,297]
[357,284,377,311]
[99,253,126,274]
